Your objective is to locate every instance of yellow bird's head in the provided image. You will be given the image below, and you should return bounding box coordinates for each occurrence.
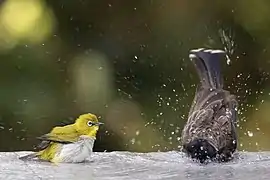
[74,113,104,138]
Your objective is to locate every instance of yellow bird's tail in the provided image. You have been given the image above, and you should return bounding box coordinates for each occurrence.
[19,152,38,161]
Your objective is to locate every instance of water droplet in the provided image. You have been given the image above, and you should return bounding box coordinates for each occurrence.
[130,138,136,144]
[226,56,231,65]
[247,131,253,137]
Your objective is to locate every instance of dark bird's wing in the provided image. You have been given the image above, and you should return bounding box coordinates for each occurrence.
[181,48,238,162]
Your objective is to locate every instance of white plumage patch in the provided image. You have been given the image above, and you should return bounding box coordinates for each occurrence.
[189,48,225,60]
[53,135,95,163]
[190,48,225,54]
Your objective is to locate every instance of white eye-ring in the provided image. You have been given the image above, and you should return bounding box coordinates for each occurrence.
[87,121,95,127]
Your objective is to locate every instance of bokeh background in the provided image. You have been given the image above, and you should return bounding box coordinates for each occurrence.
[0,0,270,153]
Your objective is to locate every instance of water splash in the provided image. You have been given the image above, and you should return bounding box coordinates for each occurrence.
[218,28,236,65]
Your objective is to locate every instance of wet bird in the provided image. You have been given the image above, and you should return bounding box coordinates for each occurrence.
[19,113,104,163]
[181,48,238,163]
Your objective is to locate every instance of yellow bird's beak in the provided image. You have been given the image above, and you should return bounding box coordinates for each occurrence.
[96,122,104,126]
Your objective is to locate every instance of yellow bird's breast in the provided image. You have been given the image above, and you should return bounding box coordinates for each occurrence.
[40,136,96,163]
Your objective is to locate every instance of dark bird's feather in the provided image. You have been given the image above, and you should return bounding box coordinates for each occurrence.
[181,48,238,163]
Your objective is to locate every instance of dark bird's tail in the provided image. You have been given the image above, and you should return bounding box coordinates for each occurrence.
[189,48,225,89]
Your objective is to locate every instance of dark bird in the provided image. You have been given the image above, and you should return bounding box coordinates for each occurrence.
[181,48,238,163]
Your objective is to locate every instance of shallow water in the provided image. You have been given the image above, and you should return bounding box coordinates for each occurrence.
[0,151,270,180]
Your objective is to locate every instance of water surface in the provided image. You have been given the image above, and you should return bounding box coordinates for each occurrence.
[0,151,269,180]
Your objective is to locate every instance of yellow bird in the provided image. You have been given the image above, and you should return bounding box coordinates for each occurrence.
[19,113,103,163]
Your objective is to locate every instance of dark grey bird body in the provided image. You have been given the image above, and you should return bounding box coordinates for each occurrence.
[181,48,238,163]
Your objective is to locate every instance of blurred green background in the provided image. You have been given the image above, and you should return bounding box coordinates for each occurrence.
[0,0,269,153]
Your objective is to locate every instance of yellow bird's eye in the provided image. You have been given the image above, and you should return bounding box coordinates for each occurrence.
[87,121,95,127]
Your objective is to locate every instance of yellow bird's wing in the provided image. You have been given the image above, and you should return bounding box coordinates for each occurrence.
[35,124,80,151]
